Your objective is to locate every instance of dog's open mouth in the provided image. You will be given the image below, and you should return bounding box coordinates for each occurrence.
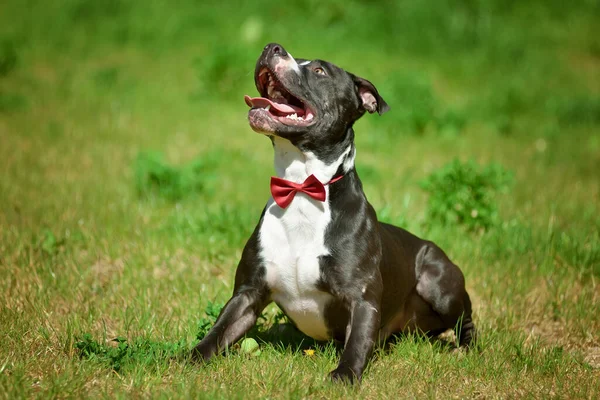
[245,68,314,129]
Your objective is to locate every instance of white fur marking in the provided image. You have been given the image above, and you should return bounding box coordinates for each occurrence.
[275,54,301,74]
[259,137,351,340]
[299,60,311,66]
[343,147,356,173]
[287,52,300,73]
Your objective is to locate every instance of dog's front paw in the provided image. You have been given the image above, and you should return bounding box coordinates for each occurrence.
[329,365,359,384]
[190,341,215,363]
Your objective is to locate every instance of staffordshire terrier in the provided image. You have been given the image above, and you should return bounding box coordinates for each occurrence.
[192,43,477,383]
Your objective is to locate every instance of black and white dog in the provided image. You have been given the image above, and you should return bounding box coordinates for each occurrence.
[192,43,476,383]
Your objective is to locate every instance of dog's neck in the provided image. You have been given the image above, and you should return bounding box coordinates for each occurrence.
[271,135,355,184]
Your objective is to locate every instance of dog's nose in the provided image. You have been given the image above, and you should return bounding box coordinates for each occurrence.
[263,43,288,58]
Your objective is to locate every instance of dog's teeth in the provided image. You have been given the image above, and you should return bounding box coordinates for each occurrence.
[265,105,271,111]
[267,85,285,102]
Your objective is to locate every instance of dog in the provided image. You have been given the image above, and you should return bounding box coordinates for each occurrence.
[192,43,476,383]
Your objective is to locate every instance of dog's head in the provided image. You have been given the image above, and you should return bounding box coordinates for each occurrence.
[245,43,389,143]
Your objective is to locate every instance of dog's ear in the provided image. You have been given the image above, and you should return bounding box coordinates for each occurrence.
[350,74,390,115]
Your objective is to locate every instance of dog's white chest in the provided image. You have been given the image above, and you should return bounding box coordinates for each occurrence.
[259,195,333,340]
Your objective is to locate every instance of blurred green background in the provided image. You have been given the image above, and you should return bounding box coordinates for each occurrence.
[1,0,599,397]
[2,0,598,224]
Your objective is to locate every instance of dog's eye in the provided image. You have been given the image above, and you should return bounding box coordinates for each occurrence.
[313,67,327,76]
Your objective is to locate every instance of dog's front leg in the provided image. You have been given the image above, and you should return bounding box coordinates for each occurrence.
[330,299,381,383]
[192,288,267,362]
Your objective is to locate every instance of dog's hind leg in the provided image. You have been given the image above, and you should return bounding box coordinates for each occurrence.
[415,244,477,348]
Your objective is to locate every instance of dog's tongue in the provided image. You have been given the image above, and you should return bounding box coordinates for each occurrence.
[244,95,304,116]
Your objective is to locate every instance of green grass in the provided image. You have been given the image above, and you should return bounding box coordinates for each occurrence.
[1,0,599,398]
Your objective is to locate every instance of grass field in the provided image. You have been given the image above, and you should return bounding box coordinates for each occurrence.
[1,0,599,398]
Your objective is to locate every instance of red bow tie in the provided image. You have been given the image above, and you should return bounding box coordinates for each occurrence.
[270,174,344,208]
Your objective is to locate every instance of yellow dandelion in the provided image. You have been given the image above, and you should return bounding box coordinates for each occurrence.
[303,349,315,357]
